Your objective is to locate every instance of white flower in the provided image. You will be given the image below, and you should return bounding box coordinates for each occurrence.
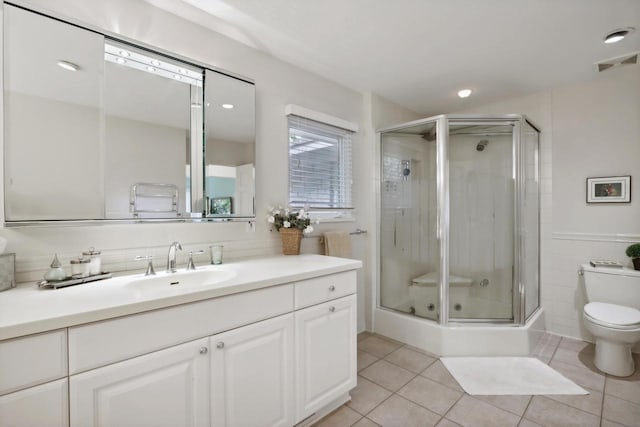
[304,225,314,234]
[285,208,290,216]
[298,209,306,219]
[267,216,275,223]
[283,221,291,228]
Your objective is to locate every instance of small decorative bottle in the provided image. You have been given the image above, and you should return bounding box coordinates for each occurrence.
[44,254,67,282]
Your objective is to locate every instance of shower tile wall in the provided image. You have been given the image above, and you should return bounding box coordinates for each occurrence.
[448,134,514,319]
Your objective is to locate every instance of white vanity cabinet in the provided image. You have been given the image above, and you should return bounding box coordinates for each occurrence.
[0,258,360,427]
[294,294,357,422]
[0,379,69,427]
[0,330,69,427]
[210,313,294,427]
[70,338,210,427]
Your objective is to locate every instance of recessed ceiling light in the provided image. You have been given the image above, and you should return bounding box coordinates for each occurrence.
[173,74,182,80]
[115,57,126,64]
[146,66,155,72]
[457,89,472,98]
[222,103,234,109]
[56,60,80,72]
[178,68,188,74]
[604,27,635,44]
[150,59,161,67]
[119,50,130,57]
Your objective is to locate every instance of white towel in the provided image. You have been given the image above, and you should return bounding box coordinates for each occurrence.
[323,231,352,258]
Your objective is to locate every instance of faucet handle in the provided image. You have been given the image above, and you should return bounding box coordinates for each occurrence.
[187,250,205,271]
[135,255,156,276]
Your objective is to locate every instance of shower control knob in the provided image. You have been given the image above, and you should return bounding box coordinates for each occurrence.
[328,285,336,291]
[216,342,225,349]
[199,347,208,355]
[329,306,336,312]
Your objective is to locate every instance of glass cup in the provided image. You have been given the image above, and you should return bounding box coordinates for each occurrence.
[210,245,223,264]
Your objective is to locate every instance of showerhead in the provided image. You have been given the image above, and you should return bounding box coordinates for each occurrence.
[401,160,411,181]
[476,140,489,151]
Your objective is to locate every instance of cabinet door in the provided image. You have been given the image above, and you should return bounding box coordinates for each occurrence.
[295,294,357,422]
[211,313,294,427]
[70,338,209,427]
[0,378,68,427]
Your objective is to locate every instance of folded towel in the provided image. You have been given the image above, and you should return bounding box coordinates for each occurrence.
[324,231,352,258]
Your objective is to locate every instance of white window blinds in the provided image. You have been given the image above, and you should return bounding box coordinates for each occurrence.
[288,115,353,209]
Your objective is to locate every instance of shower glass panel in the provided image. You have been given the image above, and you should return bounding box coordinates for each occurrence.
[380,120,439,321]
[379,114,540,326]
[448,123,514,320]
[522,121,540,319]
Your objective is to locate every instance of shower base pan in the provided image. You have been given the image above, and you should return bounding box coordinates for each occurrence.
[373,306,545,357]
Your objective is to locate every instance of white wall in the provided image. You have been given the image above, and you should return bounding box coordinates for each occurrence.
[459,65,640,342]
[1,0,367,292]
[4,92,103,220]
[105,116,187,217]
[206,138,253,167]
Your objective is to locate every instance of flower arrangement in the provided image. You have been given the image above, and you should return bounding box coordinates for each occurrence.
[267,206,315,234]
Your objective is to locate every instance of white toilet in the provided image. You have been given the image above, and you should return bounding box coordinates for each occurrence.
[581,264,640,377]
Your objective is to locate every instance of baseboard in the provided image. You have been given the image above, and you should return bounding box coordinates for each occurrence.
[294,393,351,427]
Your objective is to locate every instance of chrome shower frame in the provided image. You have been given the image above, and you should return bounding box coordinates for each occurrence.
[377,114,541,326]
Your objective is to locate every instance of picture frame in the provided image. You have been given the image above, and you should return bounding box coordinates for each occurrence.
[586,175,631,204]
[210,197,233,215]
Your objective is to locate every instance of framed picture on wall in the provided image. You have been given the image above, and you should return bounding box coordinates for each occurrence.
[211,197,233,215]
[586,175,631,203]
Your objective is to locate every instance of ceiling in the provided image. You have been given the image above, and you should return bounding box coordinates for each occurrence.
[144,0,640,115]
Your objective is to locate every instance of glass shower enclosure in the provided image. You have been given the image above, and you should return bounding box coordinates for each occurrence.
[379,115,540,325]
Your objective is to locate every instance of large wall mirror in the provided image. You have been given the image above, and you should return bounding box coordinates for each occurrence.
[3,4,256,224]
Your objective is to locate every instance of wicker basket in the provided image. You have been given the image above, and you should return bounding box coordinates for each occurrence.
[280,228,302,255]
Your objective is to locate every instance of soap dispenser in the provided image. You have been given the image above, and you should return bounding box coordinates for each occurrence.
[44,254,67,282]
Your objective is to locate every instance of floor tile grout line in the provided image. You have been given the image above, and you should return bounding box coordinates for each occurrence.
[381,351,438,374]
[543,386,604,417]
[535,395,602,421]
[438,391,466,426]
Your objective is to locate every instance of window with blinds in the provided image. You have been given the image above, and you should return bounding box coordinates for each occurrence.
[288,115,353,209]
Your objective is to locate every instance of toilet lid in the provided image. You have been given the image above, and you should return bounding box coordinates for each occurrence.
[584,302,640,327]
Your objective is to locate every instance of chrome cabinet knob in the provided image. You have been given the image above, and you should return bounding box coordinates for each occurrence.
[216,342,225,349]
[328,285,336,291]
[329,306,336,312]
[199,347,208,355]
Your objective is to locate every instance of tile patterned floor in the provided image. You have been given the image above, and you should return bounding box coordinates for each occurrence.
[313,332,640,427]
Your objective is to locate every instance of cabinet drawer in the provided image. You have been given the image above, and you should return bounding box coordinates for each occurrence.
[0,330,67,395]
[0,378,68,427]
[294,270,356,309]
[69,284,293,374]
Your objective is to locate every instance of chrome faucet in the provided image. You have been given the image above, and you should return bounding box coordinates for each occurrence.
[166,241,182,273]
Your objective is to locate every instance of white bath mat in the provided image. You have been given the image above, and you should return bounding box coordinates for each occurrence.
[440,357,588,395]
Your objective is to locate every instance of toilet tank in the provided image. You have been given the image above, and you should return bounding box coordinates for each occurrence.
[581,264,640,309]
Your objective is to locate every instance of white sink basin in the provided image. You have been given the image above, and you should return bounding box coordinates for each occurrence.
[126,267,236,291]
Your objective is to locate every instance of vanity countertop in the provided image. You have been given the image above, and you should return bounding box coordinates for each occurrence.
[0,254,362,341]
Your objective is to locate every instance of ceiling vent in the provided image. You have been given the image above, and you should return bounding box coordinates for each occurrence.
[595,52,639,72]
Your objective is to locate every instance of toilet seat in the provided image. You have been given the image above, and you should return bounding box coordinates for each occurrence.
[584,302,640,330]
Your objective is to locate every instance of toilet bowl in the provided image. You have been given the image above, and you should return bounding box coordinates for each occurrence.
[581,265,640,377]
[583,302,640,376]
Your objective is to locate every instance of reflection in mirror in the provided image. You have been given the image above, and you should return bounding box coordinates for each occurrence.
[3,5,256,224]
[204,70,255,218]
[103,40,203,219]
[4,5,104,220]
